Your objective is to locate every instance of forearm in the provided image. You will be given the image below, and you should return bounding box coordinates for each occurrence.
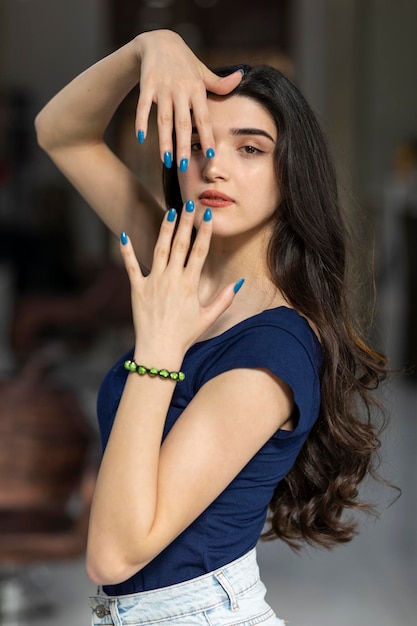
[35,36,142,151]
[86,349,184,584]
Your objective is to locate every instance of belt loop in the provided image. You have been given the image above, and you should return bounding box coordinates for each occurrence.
[215,570,239,612]
[109,598,123,626]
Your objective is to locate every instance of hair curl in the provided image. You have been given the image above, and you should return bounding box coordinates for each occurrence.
[163,64,388,550]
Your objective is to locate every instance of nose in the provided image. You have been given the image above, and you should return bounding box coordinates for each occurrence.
[201,149,229,182]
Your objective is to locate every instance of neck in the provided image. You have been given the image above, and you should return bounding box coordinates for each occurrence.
[197,227,289,341]
[203,229,270,287]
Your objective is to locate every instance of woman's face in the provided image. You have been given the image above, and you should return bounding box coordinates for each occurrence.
[179,94,280,240]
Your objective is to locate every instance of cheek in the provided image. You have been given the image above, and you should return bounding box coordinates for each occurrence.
[177,175,187,202]
[266,171,281,208]
[178,166,199,201]
[256,174,280,209]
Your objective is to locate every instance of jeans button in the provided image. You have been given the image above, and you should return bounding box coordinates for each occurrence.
[95,604,110,618]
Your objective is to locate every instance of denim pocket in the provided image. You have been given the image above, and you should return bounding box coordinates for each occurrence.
[204,579,285,626]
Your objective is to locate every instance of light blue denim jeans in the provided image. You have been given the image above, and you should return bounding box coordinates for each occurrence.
[89,548,286,626]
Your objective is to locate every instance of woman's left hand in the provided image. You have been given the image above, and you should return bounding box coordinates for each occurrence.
[134,30,242,167]
[119,204,241,365]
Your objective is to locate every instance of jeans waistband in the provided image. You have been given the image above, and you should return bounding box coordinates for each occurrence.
[89,548,260,623]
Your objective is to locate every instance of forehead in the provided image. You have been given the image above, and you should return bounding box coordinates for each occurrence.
[196,94,277,138]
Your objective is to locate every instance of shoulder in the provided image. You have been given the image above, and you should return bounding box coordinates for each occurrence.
[181,307,322,402]
[177,306,322,437]
[187,306,322,380]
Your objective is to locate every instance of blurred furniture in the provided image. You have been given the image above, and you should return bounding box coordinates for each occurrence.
[0,350,97,619]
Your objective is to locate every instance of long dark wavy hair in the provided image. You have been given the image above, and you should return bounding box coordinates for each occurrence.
[163,64,388,549]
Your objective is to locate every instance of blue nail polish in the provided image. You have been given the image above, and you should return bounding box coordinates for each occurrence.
[137,130,145,144]
[233,278,245,294]
[206,148,215,159]
[167,208,176,222]
[185,200,194,213]
[164,152,172,168]
[179,158,188,172]
[120,232,128,245]
[203,208,212,222]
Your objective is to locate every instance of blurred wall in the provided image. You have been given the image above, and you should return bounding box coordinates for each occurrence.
[1,0,110,262]
[295,0,417,201]
[294,0,417,369]
[1,0,416,362]
[355,0,417,197]
[2,0,415,252]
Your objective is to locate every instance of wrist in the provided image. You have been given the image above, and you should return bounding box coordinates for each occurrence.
[133,345,185,374]
[133,30,183,61]
[132,32,145,62]
[124,359,185,382]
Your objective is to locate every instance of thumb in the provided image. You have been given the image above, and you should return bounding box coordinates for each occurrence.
[203,279,245,327]
[203,69,243,96]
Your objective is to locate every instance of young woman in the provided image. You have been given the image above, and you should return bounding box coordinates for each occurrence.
[35,29,387,626]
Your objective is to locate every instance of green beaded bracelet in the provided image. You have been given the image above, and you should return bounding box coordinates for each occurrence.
[124,359,185,382]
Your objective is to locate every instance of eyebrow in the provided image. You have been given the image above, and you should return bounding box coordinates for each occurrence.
[231,128,276,143]
[191,126,275,143]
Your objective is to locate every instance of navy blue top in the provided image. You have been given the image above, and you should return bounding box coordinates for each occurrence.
[97,307,322,594]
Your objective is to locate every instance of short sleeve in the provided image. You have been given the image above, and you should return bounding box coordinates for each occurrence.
[194,320,322,437]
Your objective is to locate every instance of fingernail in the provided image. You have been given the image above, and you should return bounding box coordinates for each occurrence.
[206,148,215,159]
[203,208,212,222]
[185,200,194,213]
[179,158,188,172]
[233,278,245,294]
[137,130,145,144]
[164,152,172,168]
[120,232,128,245]
[167,208,176,222]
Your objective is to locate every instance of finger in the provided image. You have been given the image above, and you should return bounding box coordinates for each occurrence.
[135,87,154,144]
[152,208,177,271]
[172,94,193,168]
[189,87,216,158]
[203,68,243,96]
[119,232,145,287]
[156,95,175,166]
[202,279,245,328]
[168,201,197,268]
[185,207,212,277]
[190,69,243,160]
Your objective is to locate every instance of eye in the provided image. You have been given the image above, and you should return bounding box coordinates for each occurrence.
[191,140,202,153]
[239,145,263,155]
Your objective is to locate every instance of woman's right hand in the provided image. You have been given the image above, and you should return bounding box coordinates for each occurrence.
[119,202,240,365]
[134,30,243,168]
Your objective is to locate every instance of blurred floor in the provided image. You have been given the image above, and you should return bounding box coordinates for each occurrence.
[0,366,415,626]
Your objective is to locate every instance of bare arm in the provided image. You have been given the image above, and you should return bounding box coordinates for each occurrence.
[85,206,293,585]
[35,30,242,269]
[35,37,163,268]
[87,363,293,586]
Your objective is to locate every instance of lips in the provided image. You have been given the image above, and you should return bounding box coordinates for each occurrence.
[198,190,234,207]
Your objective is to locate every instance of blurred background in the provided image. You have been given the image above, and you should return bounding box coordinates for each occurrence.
[0,1,416,625]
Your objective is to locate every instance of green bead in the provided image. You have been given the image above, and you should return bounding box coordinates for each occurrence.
[125,360,184,381]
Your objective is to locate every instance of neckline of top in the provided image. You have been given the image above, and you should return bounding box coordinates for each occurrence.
[188,306,321,352]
